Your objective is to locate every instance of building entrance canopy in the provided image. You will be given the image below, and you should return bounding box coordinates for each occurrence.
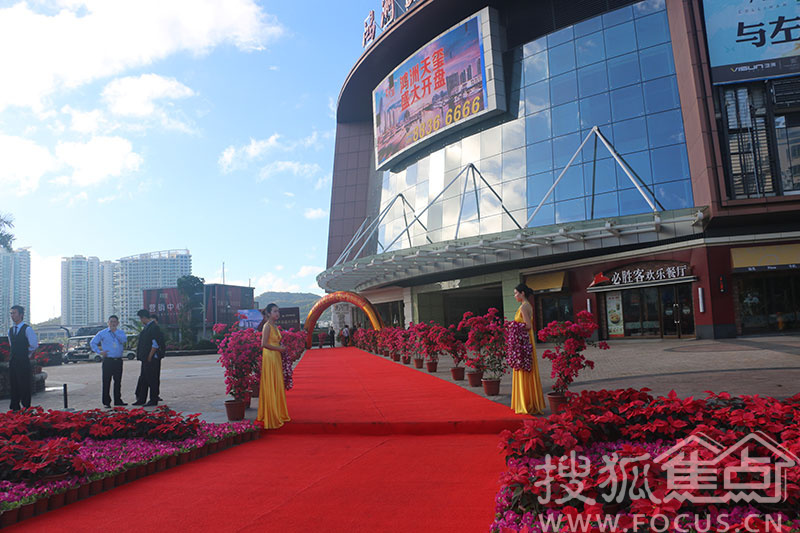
[317,208,705,292]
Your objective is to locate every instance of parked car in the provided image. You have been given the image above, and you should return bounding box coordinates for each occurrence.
[33,343,64,366]
[63,335,137,363]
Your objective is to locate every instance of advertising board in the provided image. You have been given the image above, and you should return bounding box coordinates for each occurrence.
[372,8,504,170]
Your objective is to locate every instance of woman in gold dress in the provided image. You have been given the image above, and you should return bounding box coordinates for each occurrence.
[256,303,291,429]
[511,284,546,415]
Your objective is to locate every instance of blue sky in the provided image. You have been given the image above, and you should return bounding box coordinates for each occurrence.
[0,0,380,322]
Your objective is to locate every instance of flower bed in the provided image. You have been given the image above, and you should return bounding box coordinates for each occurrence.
[0,406,260,526]
[492,389,800,532]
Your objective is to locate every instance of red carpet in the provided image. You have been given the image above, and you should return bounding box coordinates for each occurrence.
[12,348,525,532]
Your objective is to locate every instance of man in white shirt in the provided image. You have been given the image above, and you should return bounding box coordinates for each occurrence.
[8,305,38,411]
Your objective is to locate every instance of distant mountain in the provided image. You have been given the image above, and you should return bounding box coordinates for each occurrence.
[254,292,332,325]
[33,316,62,328]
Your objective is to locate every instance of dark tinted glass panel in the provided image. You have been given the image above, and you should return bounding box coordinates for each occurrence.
[604,21,637,58]
[618,150,653,187]
[634,0,666,17]
[524,51,549,86]
[523,37,547,57]
[576,32,606,67]
[586,191,619,218]
[619,187,653,215]
[583,158,618,194]
[547,26,574,47]
[527,202,555,227]
[656,179,693,209]
[635,11,669,49]
[552,101,580,136]
[607,53,641,89]
[647,109,685,147]
[550,71,578,106]
[580,92,611,128]
[611,85,645,121]
[581,125,614,160]
[578,62,609,97]
[528,172,554,205]
[643,76,680,114]
[549,42,576,76]
[639,43,675,80]
[603,6,633,27]
[527,141,553,174]
[575,16,603,38]
[613,117,648,153]
[651,144,689,183]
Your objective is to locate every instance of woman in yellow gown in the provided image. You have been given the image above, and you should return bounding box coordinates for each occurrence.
[256,303,291,429]
[511,284,546,415]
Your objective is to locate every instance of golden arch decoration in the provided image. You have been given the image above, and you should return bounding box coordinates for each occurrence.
[304,291,384,348]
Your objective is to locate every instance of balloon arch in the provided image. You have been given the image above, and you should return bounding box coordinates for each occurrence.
[304,291,384,348]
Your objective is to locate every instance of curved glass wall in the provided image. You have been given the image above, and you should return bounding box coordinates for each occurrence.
[378,0,692,252]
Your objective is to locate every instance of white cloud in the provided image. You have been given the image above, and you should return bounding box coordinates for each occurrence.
[54,136,143,187]
[283,191,295,197]
[314,175,331,190]
[268,65,279,71]
[254,272,300,292]
[61,105,107,134]
[306,282,323,294]
[0,134,60,195]
[29,250,62,323]
[294,265,322,278]
[218,130,323,173]
[303,208,327,220]
[259,160,321,181]
[102,74,194,117]
[275,265,284,271]
[0,0,284,111]
[327,96,336,119]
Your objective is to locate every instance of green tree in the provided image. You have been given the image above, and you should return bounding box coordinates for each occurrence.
[177,275,205,347]
[0,213,14,252]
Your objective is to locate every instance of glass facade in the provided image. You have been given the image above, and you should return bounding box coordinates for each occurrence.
[378,0,692,252]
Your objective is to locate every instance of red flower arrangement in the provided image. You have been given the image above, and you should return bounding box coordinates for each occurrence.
[430,324,465,368]
[409,322,438,362]
[279,329,306,390]
[504,321,532,372]
[215,328,261,400]
[0,337,9,362]
[457,308,507,378]
[537,310,608,394]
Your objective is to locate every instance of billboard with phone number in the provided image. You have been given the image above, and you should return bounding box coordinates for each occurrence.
[702,0,800,84]
[372,8,504,171]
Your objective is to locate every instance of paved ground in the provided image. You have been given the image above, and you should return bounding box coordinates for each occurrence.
[8,334,800,420]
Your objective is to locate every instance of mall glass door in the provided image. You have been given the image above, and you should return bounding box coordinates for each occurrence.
[661,284,695,338]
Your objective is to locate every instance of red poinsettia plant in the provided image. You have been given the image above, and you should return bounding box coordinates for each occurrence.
[431,323,465,368]
[215,328,261,400]
[536,310,609,394]
[0,338,9,362]
[409,322,438,362]
[457,308,507,379]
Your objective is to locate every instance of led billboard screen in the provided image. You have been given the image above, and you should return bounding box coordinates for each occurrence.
[703,0,800,84]
[372,8,504,170]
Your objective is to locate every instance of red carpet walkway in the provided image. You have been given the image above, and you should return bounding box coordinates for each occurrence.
[12,348,529,533]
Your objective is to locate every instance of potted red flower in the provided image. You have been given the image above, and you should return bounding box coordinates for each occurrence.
[537,310,609,413]
[431,324,465,380]
[215,327,261,420]
[458,308,507,394]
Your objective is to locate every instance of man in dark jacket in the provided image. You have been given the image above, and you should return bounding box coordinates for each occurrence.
[132,309,166,406]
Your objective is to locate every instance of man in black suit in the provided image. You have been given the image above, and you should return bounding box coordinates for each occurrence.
[132,309,166,406]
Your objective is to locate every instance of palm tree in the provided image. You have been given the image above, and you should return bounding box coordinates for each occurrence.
[0,213,14,252]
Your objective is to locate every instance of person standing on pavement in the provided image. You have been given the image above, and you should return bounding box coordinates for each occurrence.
[132,309,166,407]
[7,305,38,411]
[90,315,128,408]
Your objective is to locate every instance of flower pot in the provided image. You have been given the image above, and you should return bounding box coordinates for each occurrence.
[1,507,20,527]
[225,399,246,421]
[426,361,438,372]
[34,497,49,515]
[89,479,104,495]
[547,391,569,414]
[65,486,80,504]
[167,455,178,468]
[481,379,501,396]
[115,472,126,486]
[413,358,424,369]
[466,370,483,387]
[391,353,400,361]
[18,503,35,521]
[250,382,260,397]
[103,475,115,490]
[78,483,90,499]
[48,492,66,511]
[401,355,411,364]
[243,392,252,409]
[450,367,465,380]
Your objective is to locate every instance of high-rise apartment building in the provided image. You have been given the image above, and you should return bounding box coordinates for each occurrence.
[61,255,105,326]
[0,248,31,333]
[99,260,117,321]
[117,250,192,325]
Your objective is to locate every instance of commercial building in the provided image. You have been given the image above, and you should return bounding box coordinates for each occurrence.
[321,0,800,339]
[117,250,192,325]
[0,248,30,333]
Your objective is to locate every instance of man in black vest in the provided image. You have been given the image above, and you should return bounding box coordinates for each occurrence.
[8,305,38,411]
[132,309,166,406]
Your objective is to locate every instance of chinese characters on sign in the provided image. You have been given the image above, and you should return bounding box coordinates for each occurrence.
[703,0,800,83]
[610,264,689,286]
[363,10,376,48]
[363,0,418,47]
[397,48,446,111]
